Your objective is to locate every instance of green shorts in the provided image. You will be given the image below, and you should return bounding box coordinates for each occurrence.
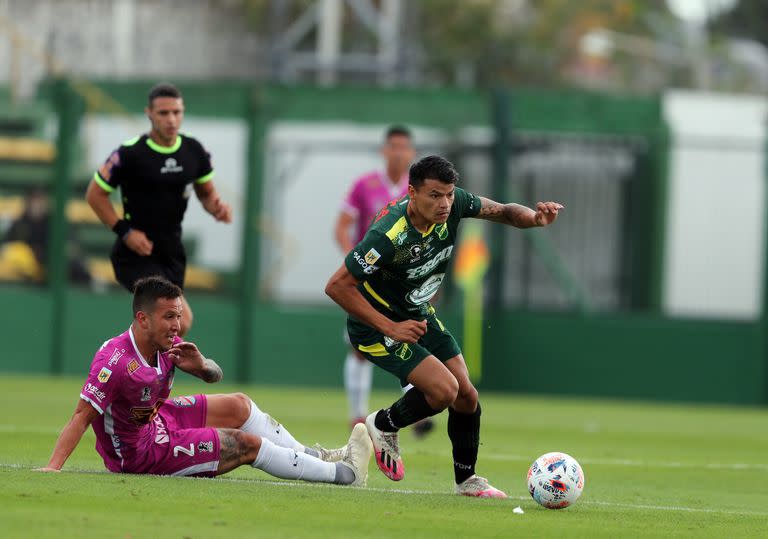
[347,313,461,386]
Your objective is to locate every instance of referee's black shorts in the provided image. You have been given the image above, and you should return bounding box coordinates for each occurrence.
[110,240,187,291]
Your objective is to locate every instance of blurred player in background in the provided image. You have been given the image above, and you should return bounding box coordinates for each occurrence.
[37,276,371,486]
[326,155,563,497]
[334,125,433,437]
[86,82,232,337]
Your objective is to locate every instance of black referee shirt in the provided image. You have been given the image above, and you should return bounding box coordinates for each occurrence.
[93,133,214,241]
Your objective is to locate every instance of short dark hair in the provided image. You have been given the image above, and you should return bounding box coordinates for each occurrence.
[132,276,182,316]
[409,155,459,188]
[385,125,412,141]
[148,82,182,107]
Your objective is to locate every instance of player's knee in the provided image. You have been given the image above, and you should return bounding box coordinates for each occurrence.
[455,386,478,413]
[429,378,459,410]
[231,392,252,424]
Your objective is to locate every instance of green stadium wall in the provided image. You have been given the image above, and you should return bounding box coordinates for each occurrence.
[0,287,764,405]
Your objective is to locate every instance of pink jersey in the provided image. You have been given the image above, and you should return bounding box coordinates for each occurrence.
[80,328,181,472]
[341,170,409,244]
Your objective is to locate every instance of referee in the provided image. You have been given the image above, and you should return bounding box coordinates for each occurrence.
[86,82,232,336]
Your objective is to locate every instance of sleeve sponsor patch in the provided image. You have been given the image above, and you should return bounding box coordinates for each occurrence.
[97,367,112,383]
[364,248,381,265]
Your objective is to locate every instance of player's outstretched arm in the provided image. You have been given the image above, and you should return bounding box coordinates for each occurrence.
[168,341,223,383]
[475,197,563,228]
[325,265,427,344]
[35,399,99,472]
[194,181,232,223]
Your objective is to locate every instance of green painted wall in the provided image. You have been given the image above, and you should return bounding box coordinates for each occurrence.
[0,288,764,404]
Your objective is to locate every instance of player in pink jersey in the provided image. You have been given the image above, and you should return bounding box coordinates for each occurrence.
[334,126,433,437]
[37,276,372,485]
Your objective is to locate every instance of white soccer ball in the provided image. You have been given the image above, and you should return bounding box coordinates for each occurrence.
[527,452,585,509]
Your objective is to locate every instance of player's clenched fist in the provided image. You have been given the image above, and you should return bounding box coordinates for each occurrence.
[386,319,427,344]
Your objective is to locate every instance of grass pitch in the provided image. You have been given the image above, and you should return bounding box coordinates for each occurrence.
[1,374,766,538]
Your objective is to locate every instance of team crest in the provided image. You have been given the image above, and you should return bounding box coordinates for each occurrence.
[395,344,413,361]
[364,248,381,265]
[127,359,140,375]
[437,223,448,240]
[198,441,214,453]
[409,244,423,260]
[97,367,112,383]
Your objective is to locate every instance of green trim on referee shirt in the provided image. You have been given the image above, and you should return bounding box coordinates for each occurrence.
[195,171,215,184]
[146,135,182,154]
[92,172,115,193]
[121,136,140,146]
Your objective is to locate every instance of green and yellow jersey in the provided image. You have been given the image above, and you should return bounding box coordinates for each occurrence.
[344,186,481,321]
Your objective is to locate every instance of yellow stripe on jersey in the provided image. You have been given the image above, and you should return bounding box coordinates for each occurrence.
[384,216,408,243]
[358,342,389,357]
[363,281,391,309]
[421,223,436,237]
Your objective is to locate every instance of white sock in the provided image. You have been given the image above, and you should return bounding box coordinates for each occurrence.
[252,437,338,483]
[344,352,372,419]
[240,400,305,453]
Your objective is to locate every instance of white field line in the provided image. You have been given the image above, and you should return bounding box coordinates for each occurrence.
[3,463,768,518]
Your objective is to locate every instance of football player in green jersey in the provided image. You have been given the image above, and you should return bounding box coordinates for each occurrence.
[326,155,563,497]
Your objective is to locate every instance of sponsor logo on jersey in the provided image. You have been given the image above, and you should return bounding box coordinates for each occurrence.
[352,251,378,275]
[364,248,381,265]
[406,246,453,279]
[141,386,152,402]
[127,359,140,375]
[172,396,196,407]
[153,415,169,444]
[107,348,125,366]
[84,383,107,402]
[130,400,164,426]
[406,273,444,305]
[97,367,112,383]
[198,441,214,453]
[409,244,423,262]
[160,158,183,174]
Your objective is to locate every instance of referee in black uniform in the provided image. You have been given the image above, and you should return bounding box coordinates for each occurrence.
[86,82,232,337]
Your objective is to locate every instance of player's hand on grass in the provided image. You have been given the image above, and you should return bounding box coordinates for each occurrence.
[123,228,154,256]
[168,341,205,371]
[33,467,61,473]
[533,201,564,227]
[387,319,427,344]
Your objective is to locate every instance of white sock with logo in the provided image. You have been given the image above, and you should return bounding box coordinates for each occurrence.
[252,437,339,483]
[240,400,307,453]
[344,352,372,419]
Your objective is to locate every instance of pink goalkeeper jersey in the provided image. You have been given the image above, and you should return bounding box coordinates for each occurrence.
[341,170,409,244]
[80,328,181,472]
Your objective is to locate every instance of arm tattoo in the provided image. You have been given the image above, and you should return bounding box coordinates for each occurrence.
[200,358,223,383]
[477,197,537,228]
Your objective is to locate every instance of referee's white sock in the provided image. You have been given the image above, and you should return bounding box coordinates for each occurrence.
[344,352,372,419]
[252,437,349,484]
[240,400,314,455]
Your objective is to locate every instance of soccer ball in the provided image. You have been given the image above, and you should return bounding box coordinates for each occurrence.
[527,452,585,509]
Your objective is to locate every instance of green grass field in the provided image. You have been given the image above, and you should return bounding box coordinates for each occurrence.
[1,374,767,538]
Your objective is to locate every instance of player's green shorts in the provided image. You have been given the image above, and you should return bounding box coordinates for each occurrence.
[347,313,461,386]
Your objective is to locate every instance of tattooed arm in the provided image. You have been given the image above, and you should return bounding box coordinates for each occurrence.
[475,197,563,228]
[167,342,223,383]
